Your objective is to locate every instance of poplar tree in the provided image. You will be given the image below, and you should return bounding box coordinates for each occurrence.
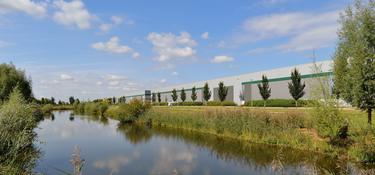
[218,82,228,102]
[288,68,306,107]
[333,0,375,125]
[180,88,186,102]
[152,93,156,102]
[157,92,161,102]
[257,75,271,107]
[191,86,197,102]
[203,82,211,102]
[171,89,178,102]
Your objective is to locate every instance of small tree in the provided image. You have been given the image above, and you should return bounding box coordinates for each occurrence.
[288,68,306,107]
[157,92,161,102]
[51,97,55,105]
[171,89,178,102]
[152,93,156,103]
[180,88,186,102]
[69,96,75,105]
[191,86,197,102]
[257,75,271,107]
[203,82,211,103]
[218,82,228,102]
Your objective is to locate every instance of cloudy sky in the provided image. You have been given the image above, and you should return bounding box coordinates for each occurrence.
[0,0,351,101]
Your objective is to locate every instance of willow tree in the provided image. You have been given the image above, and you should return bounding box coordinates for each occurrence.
[257,75,271,107]
[333,0,375,125]
[180,88,186,102]
[288,68,306,107]
[171,89,178,102]
[218,82,228,102]
[191,86,197,102]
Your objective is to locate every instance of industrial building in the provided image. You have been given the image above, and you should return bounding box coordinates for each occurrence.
[125,60,333,104]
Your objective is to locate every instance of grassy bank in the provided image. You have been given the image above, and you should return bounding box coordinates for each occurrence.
[138,106,374,163]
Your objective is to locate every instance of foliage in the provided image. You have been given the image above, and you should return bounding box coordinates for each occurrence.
[207,101,237,106]
[106,99,151,123]
[0,89,40,174]
[157,92,161,103]
[41,104,54,114]
[141,107,312,150]
[288,68,306,107]
[171,89,178,102]
[351,129,375,163]
[152,93,156,103]
[245,99,312,107]
[69,96,75,105]
[257,75,271,106]
[152,102,168,106]
[191,86,197,102]
[203,82,211,102]
[177,102,204,106]
[180,88,186,102]
[333,0,375,124]
[217,81,228,102]
[118,96,126,103]
[0,63,33,102]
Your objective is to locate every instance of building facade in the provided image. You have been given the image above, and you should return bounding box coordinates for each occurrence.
[125,61,333,104]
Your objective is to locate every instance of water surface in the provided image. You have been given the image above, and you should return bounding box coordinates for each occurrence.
[35,111,367,175]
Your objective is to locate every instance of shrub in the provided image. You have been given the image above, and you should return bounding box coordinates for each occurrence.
[41,104,54,114]
[177,102,203,106]
[351,129,375,163]
[245,99,311,107]
[207,101,237,106]
[0,89,40,174]
[106,99,151,123]
[152,102,168,106]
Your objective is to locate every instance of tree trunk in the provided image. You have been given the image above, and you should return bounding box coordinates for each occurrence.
[368,108,372,126]
[295,100,298,108]
[264,100,266,107]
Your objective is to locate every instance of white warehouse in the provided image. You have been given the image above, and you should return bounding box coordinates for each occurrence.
[125,60,333,104]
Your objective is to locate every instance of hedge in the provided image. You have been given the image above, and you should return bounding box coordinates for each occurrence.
[207,101,237,106]
[244,99,312,107]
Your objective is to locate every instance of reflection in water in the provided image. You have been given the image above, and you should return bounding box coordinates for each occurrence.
[35,111,374,175]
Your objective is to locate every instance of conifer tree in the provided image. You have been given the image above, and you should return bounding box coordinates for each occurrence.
[288,68,306,107]
[257,75,271,107]
[203,82,211,103]
[191,86,197,102]
[171,89,178,102]
[218,82,228,102]
[180,88,186,102]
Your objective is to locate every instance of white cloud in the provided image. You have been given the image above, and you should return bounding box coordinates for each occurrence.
[172,71,179,76]
[53,0,93,29]
[111,16,123,25]
[60,74,73,80]
[109,81,120,86]
[217,41,226,48]
[0,0,47,17]
[92,36,133,54]
[235,10,340,53]
[105,74,125,81]
[211,55,234,63]
[201,32,209,39]
[160,78,167,83]
[99,16,124,32]
[132,52,140,59]
[147,31,197,62]
[96,81,103,85]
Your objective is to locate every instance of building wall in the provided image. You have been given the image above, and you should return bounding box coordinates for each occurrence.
[213,86,234,102]
[125,61,333,104]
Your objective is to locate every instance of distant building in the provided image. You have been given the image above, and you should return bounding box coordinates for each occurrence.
[125,61,333,104]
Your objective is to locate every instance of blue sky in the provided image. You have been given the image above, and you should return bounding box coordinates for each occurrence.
[0,0,352,101]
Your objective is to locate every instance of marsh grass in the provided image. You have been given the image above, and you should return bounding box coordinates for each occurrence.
[139,106,324,151]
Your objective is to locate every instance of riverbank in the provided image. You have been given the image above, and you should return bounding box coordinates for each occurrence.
[136,106,374,163]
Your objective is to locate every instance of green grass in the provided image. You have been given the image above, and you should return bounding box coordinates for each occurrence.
[138,106,374,162]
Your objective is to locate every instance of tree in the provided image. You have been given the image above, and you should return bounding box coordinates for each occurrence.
[257,75,271,107]
[69,96,75,105]
[333,0,375,125]
[180,88,186,102]
[0,63,33,102]
[157,92,161,102]
[217,81,228,102]
[112,96,116,104]
[191,86,197,102]
[171,89,178,102]
[51,97,55,105]
[288,68,306,107]
[152,93,156,102]
[203,82,211,102]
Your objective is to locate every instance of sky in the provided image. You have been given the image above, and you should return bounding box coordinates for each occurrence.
[0,0,353,101]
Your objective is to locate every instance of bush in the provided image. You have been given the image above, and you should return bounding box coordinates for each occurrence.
[152,102,168,106]
[106,99,151,123]
[41,104,54,114]
[351,129,375,163]
[244,99,311,107]
[206,101,236,106]
[0,89,40,174]
[177,102,203,106]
